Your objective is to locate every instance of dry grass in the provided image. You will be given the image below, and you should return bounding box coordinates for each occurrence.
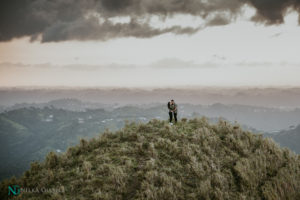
[1,118,300,199]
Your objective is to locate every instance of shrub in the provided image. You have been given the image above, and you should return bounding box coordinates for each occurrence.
[1,118,299,200]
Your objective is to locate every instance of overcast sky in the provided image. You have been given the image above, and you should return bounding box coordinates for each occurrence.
[1,0,300,87]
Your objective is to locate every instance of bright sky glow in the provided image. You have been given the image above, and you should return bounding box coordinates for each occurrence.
[0,6,300,87]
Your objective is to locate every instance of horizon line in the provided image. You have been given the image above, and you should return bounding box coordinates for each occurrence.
[1,85,300,90]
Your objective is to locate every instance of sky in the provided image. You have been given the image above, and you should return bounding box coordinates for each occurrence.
[1,0,300,88]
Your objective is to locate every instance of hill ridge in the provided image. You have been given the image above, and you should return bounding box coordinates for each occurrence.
[1,118,300,199]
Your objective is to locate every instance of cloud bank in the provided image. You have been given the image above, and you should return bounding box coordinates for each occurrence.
[1,0,300,42]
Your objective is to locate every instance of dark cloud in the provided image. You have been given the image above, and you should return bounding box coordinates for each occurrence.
[206,14,233,26]
[245,0,300,24]
[1,0,300,42]
[41,17,201,42]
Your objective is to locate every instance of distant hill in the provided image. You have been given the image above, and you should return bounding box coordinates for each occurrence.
[1,87,300,107]
[1,98,111,112]
[0,107,119,181]
[0,105,174,180]
[1,118,299,199]
[3,98,300,132]
[1,103,300,182]
[265,125,300,154]
[181,103,300,132]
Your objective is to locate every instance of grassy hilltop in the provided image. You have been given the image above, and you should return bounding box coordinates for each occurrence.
[1,118,300,199]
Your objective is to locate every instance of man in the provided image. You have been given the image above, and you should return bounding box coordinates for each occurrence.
[168,99,177,124]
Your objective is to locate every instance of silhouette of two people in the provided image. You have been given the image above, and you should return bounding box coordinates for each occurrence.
[168,99,177,124]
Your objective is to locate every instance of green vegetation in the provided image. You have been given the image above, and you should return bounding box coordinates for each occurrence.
[1,118,299,199]
[0,107,115,180]
[0,106,148,180]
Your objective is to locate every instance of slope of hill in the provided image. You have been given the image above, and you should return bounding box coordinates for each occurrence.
[0,105,172,180]
[265,125,300,154]
[0,107,119,181]
[1,118,299,199]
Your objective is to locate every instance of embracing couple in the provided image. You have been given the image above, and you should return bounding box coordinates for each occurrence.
[167,99,177,124]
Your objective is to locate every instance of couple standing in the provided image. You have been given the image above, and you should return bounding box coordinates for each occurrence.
[167,99,177,124]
